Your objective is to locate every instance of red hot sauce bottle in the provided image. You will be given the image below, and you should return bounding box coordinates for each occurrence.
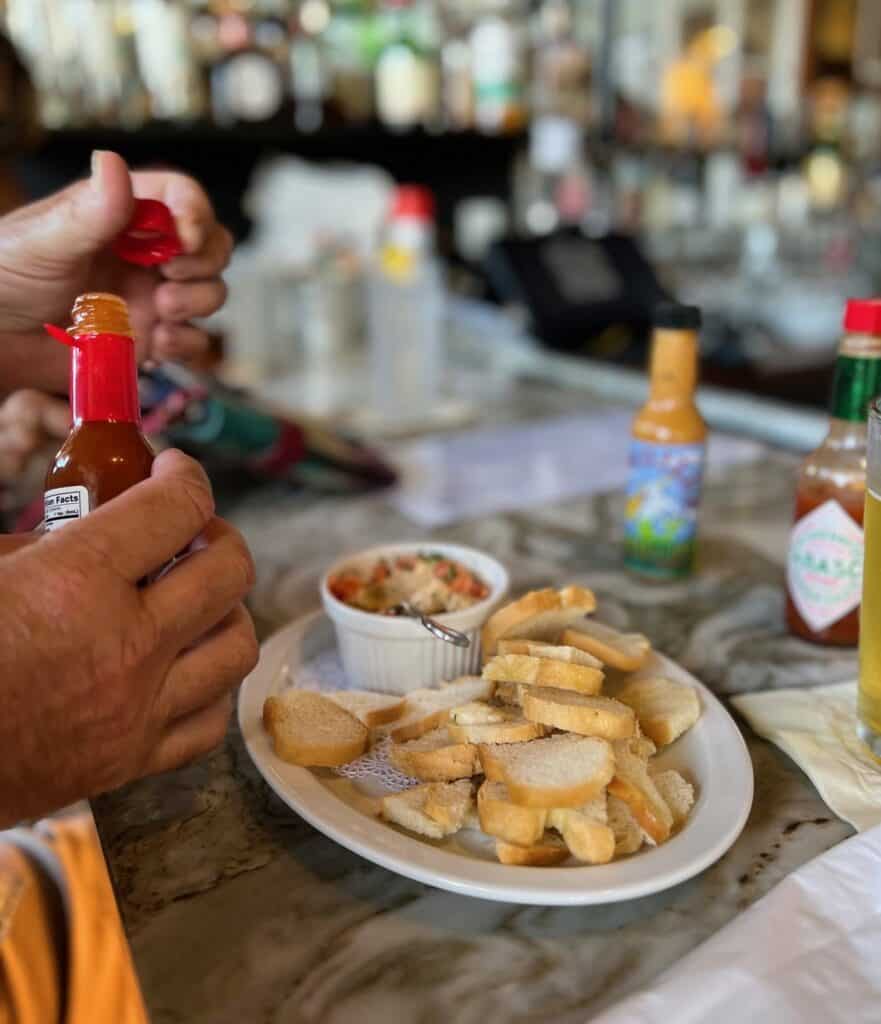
[43,292,154,529]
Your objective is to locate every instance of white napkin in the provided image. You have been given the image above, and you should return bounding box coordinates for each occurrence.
[597,823,881,1024]
[731,681,881,833]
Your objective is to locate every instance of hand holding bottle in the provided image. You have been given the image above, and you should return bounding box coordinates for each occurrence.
[0,449,258,826]
[0,150,232,387]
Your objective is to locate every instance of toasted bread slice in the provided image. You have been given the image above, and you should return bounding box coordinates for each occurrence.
[607,794,644,856]
[652,770,695,830]
[614,729,657,762]
[450,701,510,725]
[615,677,701,747]
[382,782,471,839]
[389,727,478,781]
[263,689,368,767]
[560,622,650,672]
[423,780,475,831]
[477,780,548,846]
[387,677,494,743]
[481,586,596,663]
[548,797,615,865]
[478,734,615,809]
[497,640,603,670]
[493,681,523,706]
[448,702,547,744]
[607,744,673,844]
[483,654,604,696]
[495,833,570,866]
[521,688,636,740]
[325,690,407,728]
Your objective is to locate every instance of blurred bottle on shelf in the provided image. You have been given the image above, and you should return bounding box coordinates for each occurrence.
[325,0,376,123]
[367,185,444,424]
[439,0,473,130]
[470,0,527,135]
[130,0,202,123]
[531,0,590,126]
[290,0,333,132]
[211,7,287,126]
[375,0,440,131]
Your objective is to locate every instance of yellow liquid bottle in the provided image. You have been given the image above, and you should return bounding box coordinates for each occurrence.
[624,304,707,579]
[857,399,881,751]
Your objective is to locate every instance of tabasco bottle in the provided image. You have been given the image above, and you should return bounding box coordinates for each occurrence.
[624,304,707,579]
[43,292,154,529]
[785,299,881,645]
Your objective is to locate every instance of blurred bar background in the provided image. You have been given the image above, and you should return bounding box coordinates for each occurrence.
[3,0,880,417]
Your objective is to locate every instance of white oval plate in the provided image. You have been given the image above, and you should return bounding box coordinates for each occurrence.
[238,611,754,905]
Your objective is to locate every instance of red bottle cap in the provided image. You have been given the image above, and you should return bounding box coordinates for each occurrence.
[390,186,435,222]
[44,324,140,424]
[112,198,183,267]
[843,298,881,335]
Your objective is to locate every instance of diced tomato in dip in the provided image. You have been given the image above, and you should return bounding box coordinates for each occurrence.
[328,552,490,615]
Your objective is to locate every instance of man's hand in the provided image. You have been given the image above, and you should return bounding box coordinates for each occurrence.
[0,150,232,385]
[0,449,258,825]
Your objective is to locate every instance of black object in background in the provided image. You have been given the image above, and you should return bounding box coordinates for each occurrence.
[485,228,671,363]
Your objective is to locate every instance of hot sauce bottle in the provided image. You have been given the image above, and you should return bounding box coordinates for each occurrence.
[785,299,881,646]
[624,304,707,580]
[43,292,154,529]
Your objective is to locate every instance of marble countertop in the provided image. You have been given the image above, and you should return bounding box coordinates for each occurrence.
[93,379,858,1023]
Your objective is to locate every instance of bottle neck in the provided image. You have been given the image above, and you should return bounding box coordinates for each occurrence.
[70,332,141,426]
[829,334,881,423]
[648,328,699,404]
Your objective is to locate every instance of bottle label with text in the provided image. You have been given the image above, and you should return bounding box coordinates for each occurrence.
[624,441,705,578]
[44,486,90,531]
[787,498,864,633]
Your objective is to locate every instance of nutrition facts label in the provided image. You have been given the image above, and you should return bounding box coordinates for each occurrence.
[44,486,91,531]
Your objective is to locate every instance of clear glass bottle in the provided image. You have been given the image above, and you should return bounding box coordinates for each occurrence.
[785,300,881,646]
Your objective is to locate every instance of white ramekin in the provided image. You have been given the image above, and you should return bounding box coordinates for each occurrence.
[320,541,509,695]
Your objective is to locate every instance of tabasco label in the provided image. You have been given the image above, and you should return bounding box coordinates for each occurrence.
[787,499,864,633]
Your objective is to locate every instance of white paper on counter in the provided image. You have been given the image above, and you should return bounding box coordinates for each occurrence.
[597,823,881,1024]
[733,682,881,834]
[389,411,764,527]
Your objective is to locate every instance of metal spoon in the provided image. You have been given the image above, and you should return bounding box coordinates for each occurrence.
[393,602,471,648]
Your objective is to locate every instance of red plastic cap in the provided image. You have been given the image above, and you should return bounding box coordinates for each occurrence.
[112,198,183,267]
[390,186,435,222]
[843,298,881,335]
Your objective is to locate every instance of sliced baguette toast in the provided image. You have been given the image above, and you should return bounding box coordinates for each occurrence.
[477,780,548,846]
[615,677,701,747]
[521,688,636,740]
[263,689,368,767]
[325,690,407,728]
[482,653,604,696]
[382,782,472,839]
[481,585,596,663]
[389,727,478,781]
[548,797,615,865]
[387,676,494,743]
[478,734,615,809]
[607,794,644,856]
[495,833,570,866]
[423,780,475,831]
[651,770,695,830]
[493,681,523,707]
[607,744,673,845]
[560,622,650,672]
[497,639,603,670]
[448,702,547,744]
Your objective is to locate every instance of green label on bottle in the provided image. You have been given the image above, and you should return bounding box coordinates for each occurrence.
[830,355,881,422]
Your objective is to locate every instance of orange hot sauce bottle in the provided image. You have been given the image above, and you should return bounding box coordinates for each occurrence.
[785,299,881,645]
[43,293,154,529]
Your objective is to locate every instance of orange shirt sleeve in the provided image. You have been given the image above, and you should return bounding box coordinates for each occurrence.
[0,814,148,1024]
